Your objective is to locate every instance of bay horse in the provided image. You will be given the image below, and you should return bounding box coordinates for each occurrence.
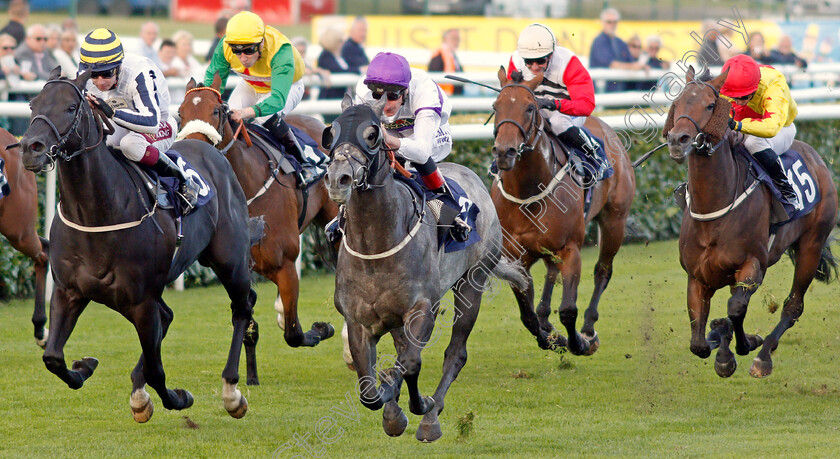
[19,68,258,421]
[1,128,49,346]
[177,75,338,348]
[665,67,838,378]
[491,68,636,355]
[324,95,528,442]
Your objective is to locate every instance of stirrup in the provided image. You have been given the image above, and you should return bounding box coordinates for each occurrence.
[180,178,200,209]
[450,217,471,243]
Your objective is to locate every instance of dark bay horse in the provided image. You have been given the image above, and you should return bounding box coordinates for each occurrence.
[324,95,528,442]
[19,68,257,421]
[665,67,838,378]
[177,75,337,348]
[1,128,49,346]
[491,68,636,355]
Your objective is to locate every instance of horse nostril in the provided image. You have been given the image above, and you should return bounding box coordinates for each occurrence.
[338,174,351,187]
[678,134,691,145]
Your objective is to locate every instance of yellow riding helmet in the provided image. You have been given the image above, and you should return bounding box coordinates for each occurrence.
[224,11,265,45]
[79,28,124,72]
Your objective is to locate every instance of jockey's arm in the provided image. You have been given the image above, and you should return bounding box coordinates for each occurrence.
[392,110,440,165]
[252,44,295,118]
[738,80,791,138]
[113,70,160,134]
[204,40,231,88]
[560,56,595,117]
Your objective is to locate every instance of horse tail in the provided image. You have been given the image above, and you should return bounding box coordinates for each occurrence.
[39,236,50,255]
[308,225,337,272]
[492,256,528,292]
[787,231,839,284]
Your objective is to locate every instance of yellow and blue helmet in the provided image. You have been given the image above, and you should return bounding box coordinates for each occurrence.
[79,28,124,72]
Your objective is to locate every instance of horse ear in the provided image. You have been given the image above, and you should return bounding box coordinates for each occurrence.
[370,94,386,118]
[662,103,676,138]
[341,93,354,112]
[525,73,543,91]
[212,72,222,91]
[710,68,729,92]
[497,65,508,87]
[686,65,696,83]
[48,66,62,80]
[76,68,91,89]
[186,78,197,91]
[321,126,334,150]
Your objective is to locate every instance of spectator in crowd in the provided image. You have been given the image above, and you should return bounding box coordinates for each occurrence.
[644,35,669,69]
[45,23,61,56]
[15,24,58,81]
[625,34,648,90]
[768,35,807,69]
[158,39,179,77]
[341,16,369,73]
[428,28,463,95]
[317,28,358,121]
[698,20,741,67]
[589,8,647,92]
[52,29,78,78]
[206,15,230,63]
[744,31,772,64]
[61,18,78,33]
[0,33,20,130]
[138,21,162,68]
[172,30,204,81]
[291,35,330,101]
[0,0,28,48]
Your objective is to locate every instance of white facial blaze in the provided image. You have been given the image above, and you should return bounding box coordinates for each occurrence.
[191,96,201,106]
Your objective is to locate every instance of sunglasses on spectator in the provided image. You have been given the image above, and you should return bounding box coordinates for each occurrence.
[604,20,618,24]
[91,68,117,79]
[523,56,548,66]
[34,37,48,41]
[629,44,641,49]
[372,90,404,101]
[230,43,260,55]
[1,46,13,50]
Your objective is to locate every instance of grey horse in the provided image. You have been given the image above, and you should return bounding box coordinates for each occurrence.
[323,95,527,442]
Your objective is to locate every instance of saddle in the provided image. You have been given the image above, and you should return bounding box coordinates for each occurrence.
[244,123,327,189]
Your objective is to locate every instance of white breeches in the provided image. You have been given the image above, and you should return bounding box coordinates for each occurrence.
[745,123,797,155]
[544,110,585,136]
[228,79,305,124]
[109,114,177,161]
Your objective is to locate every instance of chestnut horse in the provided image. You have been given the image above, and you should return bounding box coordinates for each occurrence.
[491,68,636,355]
[0,128,50,347]
[665,67,838,378]
[20,69,257,421]
[177,75,338,348]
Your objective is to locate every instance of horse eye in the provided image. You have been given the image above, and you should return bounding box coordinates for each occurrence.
[68,104,77,111]
[706,103,715,111]
[213,107,220,115]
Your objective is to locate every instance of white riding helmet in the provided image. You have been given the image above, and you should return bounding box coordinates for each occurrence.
[517,23,556,59]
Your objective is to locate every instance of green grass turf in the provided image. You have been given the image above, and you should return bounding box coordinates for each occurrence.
[1,238,840,457]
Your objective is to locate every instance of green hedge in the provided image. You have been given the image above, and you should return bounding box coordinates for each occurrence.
[3,119,840,298]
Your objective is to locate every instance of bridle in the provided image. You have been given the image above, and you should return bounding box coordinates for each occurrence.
[494,83,543,157]
[674,80,725,156]
[28,78,111,163]
[182,86,235,153]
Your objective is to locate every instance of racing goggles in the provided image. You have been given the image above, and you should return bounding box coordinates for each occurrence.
[91,68,117,79]
[523,56,549,66]
[371,89,405,101]
[230,43,261,55]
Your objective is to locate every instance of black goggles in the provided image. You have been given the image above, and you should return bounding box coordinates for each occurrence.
[371,90,404,101]
[523,56,549,66]
[91,68,117,79]
[230,43,261,55]
[733,92,755,101]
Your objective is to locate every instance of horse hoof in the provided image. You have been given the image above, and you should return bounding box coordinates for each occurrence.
[71,357,99,379]
[714,355,737,378]
[582,332,599,356]
[246,377,260,386]
[312,322,335,340]
[382,403,408,437]
[130,391,154,423]
[173,388,195,409]
[35,329,48,349]
[416,419,442,443]
[749,358,773,378]
[228,395,248,419]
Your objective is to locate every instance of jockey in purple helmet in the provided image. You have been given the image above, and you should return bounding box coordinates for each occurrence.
[325,52,469,242]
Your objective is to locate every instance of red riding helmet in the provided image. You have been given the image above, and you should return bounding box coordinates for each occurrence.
[720,55,761,98]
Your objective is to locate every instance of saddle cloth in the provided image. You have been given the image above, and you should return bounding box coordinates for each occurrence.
[140,149,214,218]
[562,127,614,184]
[245,122,328,187]
[0,158,9,201]
[395,172,482,253]
[739,145,820,229]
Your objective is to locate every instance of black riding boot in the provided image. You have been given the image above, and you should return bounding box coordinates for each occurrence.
[558,126,600,159]
[152,150,200,208]
[264,116,318,187]
[324,205,345,245]
[753,148,802,210]
[431,183,471,243]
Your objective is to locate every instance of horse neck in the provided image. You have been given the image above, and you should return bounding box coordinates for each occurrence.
[686,141,741,213]
[344,168,417,254]
[57,143,137,222]
[499,131,554,195]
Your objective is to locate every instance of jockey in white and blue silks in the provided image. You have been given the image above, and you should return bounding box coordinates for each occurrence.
[79,28,199,206]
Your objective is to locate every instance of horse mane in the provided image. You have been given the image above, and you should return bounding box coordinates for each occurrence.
[509,70,525,84]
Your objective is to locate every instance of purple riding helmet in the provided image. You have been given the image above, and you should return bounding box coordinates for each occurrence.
[364,52,411,90]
